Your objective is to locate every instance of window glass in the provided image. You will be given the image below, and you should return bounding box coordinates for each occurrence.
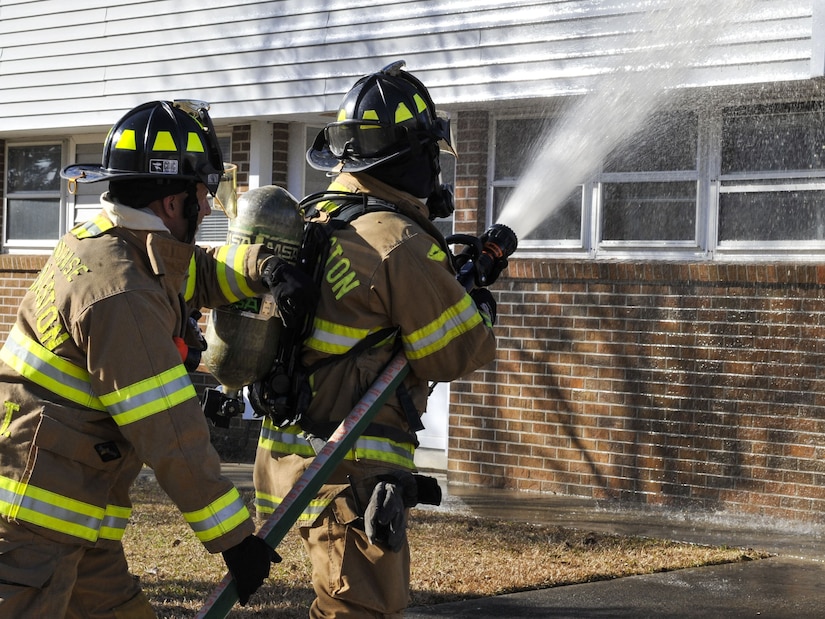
[719,190,825,242]
[605,111,698,173]
[719,103,825,246]
[493,185,581,241]
[492,116,583,244]
[602,182,696,241]
[7,198,60,240]
[722,103,825,174]
[5,144,62,243]
[494,118,548,179]
[7,144,61,193]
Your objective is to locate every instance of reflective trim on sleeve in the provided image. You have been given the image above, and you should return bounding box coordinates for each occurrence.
[402,294,483,360]
[100,504,132,541]
[183,255,197,302]
[0,475,129,543]
[98,365,197,426]
[182,488,251,543]
[214,245,256,303]
[0,325,105,411]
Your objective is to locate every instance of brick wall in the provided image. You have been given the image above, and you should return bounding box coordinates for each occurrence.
[453,110,489,237]
[449,260,825,524]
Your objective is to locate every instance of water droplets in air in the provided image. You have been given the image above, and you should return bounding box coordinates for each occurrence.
[496,0,763,241]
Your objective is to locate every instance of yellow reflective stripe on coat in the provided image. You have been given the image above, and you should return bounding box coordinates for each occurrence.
[305,319,394,356]
[0,475,130,543]
[254,489,330,524]
[259,419,416,469]
[98,365,196,426]
[70,214,115,239]
[213,245,256,303]
[183,255,197,302]
[0,325,105,411]
[403,294,483,360]
[182,487,250,543]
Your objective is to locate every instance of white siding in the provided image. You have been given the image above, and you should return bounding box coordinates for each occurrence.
[0,0,816,135]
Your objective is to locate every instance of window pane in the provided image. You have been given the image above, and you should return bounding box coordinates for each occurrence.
[7,145,61,192]
[719,190,825,241]
[8,198,60,240]
[722,103,825,174]
[494,118,546,179]
[605,111,698,173]
[493,186,582,241]
[602,182,696,241]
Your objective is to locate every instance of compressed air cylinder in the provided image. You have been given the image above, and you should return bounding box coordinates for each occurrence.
[202,185,304,393]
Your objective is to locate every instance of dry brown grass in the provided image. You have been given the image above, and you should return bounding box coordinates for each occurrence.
[123,476,768,618]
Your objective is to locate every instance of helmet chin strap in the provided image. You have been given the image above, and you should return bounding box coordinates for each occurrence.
[182,183,200,244]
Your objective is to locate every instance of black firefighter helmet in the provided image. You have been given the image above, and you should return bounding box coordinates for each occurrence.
[61,100,226,198]
[307,61,456,215]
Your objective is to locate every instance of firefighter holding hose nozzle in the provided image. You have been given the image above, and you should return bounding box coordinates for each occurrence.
[252,60,515,617]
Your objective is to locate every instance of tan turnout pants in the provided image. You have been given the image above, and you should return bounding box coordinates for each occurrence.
[0,519,155,619]
[301,491,411,618]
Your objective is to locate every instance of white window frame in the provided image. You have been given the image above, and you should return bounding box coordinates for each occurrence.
[490,100,825,262]
[3,140,69,254]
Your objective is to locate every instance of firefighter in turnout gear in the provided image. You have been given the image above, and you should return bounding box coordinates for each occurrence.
[0,100,314,617]
[253,62,499,617]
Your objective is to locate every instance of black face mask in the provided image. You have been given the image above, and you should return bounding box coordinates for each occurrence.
[368,142,440,199]
[182,182,200,244]
[426,184,455,220]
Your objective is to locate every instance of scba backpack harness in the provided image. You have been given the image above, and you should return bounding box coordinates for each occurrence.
[247,191,424,447]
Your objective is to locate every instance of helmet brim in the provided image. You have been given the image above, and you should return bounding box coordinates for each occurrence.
[60,164,113,184]
[61,163,211,190]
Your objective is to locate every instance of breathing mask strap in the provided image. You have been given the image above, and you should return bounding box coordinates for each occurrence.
[182,182,200,244]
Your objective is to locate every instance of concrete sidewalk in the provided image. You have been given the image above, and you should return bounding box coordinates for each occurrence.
[218,463,825,618]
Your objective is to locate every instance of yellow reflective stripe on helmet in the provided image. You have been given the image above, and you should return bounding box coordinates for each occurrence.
[152,131,177,151]
[98,364,196,426]
[403,294,482,360]
[214,245,256,302]
[186,132,205,152]
[0,475,129,543]
[183,255,197,302]
[71,214,114,239]
[413,93,427,114]
[115,129,137,150]
[0,325,105,411]
[395,102,413,123]
[259,419,415,469]
[182,488,250,543]
[254,489,330,524]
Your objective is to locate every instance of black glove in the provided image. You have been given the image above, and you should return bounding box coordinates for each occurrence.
[470,288,497,326]
[364,480,408,552]
[221,535,281,606]
[260,257,318,328]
